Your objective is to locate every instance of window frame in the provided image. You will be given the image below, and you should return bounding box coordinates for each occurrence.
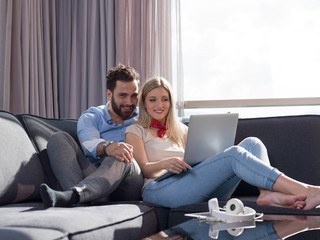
[184,97,320,109]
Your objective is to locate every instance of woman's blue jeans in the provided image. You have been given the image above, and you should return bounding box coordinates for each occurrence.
[142,137,282,208]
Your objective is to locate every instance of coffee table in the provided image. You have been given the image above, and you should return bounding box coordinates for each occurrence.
[144,214,320,239]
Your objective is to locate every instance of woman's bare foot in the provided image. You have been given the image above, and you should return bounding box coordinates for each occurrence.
[270,174,320,210]
[257,190,306,209]
[303,186,320,210]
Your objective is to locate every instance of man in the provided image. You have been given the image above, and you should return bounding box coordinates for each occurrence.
[78,64,140,166]
[40,64,143,207]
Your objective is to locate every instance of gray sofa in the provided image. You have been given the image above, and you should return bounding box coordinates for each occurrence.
[1,110,320,239]
[0,111,164,240]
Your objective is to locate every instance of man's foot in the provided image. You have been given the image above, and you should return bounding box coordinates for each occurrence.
[257,190,306,209]
[40,183,79,208]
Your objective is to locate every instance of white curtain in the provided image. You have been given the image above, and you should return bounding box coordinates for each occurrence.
[115,0,174,84]
[171,0,184,117]
[0,0,183,119]
[116,0,184,116]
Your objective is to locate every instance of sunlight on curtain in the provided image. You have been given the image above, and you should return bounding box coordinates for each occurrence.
[171,0,184,117]
[115,0,174,86]
[116,0,183,115]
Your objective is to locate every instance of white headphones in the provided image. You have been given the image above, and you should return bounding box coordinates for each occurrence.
[209,198,262,222]
[185,198,263,238]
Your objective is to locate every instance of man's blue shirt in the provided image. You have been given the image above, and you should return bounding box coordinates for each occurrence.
[77,102,138,166]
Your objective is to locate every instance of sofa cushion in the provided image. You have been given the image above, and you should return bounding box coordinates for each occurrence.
[18,114,80,190]
[0,202,158,240]
[0,227,67,240]
[0,111,45,205]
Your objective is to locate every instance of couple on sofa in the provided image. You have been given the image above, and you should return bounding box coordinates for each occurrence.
[40,64,320,210]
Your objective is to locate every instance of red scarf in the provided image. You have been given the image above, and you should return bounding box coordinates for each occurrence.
[150,119,167,138]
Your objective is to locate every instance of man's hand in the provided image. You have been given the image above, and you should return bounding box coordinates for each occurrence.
[106,142,134,163]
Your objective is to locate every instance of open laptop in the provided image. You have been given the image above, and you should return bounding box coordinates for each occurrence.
[155,113,239,181]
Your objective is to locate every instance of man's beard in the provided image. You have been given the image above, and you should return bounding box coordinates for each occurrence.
[111,96,135,120]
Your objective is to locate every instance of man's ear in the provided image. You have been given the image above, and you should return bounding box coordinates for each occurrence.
[107,89,112,101]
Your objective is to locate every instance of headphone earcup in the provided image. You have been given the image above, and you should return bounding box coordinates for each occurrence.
[227,228,244,236]
[226,198,244,215]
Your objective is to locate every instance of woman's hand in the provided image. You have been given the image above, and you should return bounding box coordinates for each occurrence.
[161,157,192,174]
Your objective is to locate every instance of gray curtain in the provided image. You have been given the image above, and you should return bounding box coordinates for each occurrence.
[0,0,181,119]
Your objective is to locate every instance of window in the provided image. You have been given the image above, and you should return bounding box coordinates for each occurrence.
[181,0,320,117]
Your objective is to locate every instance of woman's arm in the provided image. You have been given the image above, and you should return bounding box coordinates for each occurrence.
[125,132,191,179]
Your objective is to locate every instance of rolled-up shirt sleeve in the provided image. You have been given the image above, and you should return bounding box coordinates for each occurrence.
[77,111,105,159]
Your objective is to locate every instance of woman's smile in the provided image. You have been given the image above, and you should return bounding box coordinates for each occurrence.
[145,87,170,124]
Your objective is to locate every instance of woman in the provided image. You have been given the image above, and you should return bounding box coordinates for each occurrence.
[125,76,320,209]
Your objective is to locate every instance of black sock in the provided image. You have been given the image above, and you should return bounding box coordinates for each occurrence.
[40,183,79,208]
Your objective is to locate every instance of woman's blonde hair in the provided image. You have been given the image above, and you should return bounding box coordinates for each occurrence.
[137,77,187,148]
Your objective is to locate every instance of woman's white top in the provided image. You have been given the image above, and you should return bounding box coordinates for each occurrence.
[126,124,185,188]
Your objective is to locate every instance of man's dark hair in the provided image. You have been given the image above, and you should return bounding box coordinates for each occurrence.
[106,63,140,92]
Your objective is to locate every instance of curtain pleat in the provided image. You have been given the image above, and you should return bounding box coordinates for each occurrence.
[11,0,24,114]
[0,0,182,118]
[0,0,13,111]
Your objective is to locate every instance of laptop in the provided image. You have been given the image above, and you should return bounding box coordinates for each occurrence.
[155,113,239,181]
